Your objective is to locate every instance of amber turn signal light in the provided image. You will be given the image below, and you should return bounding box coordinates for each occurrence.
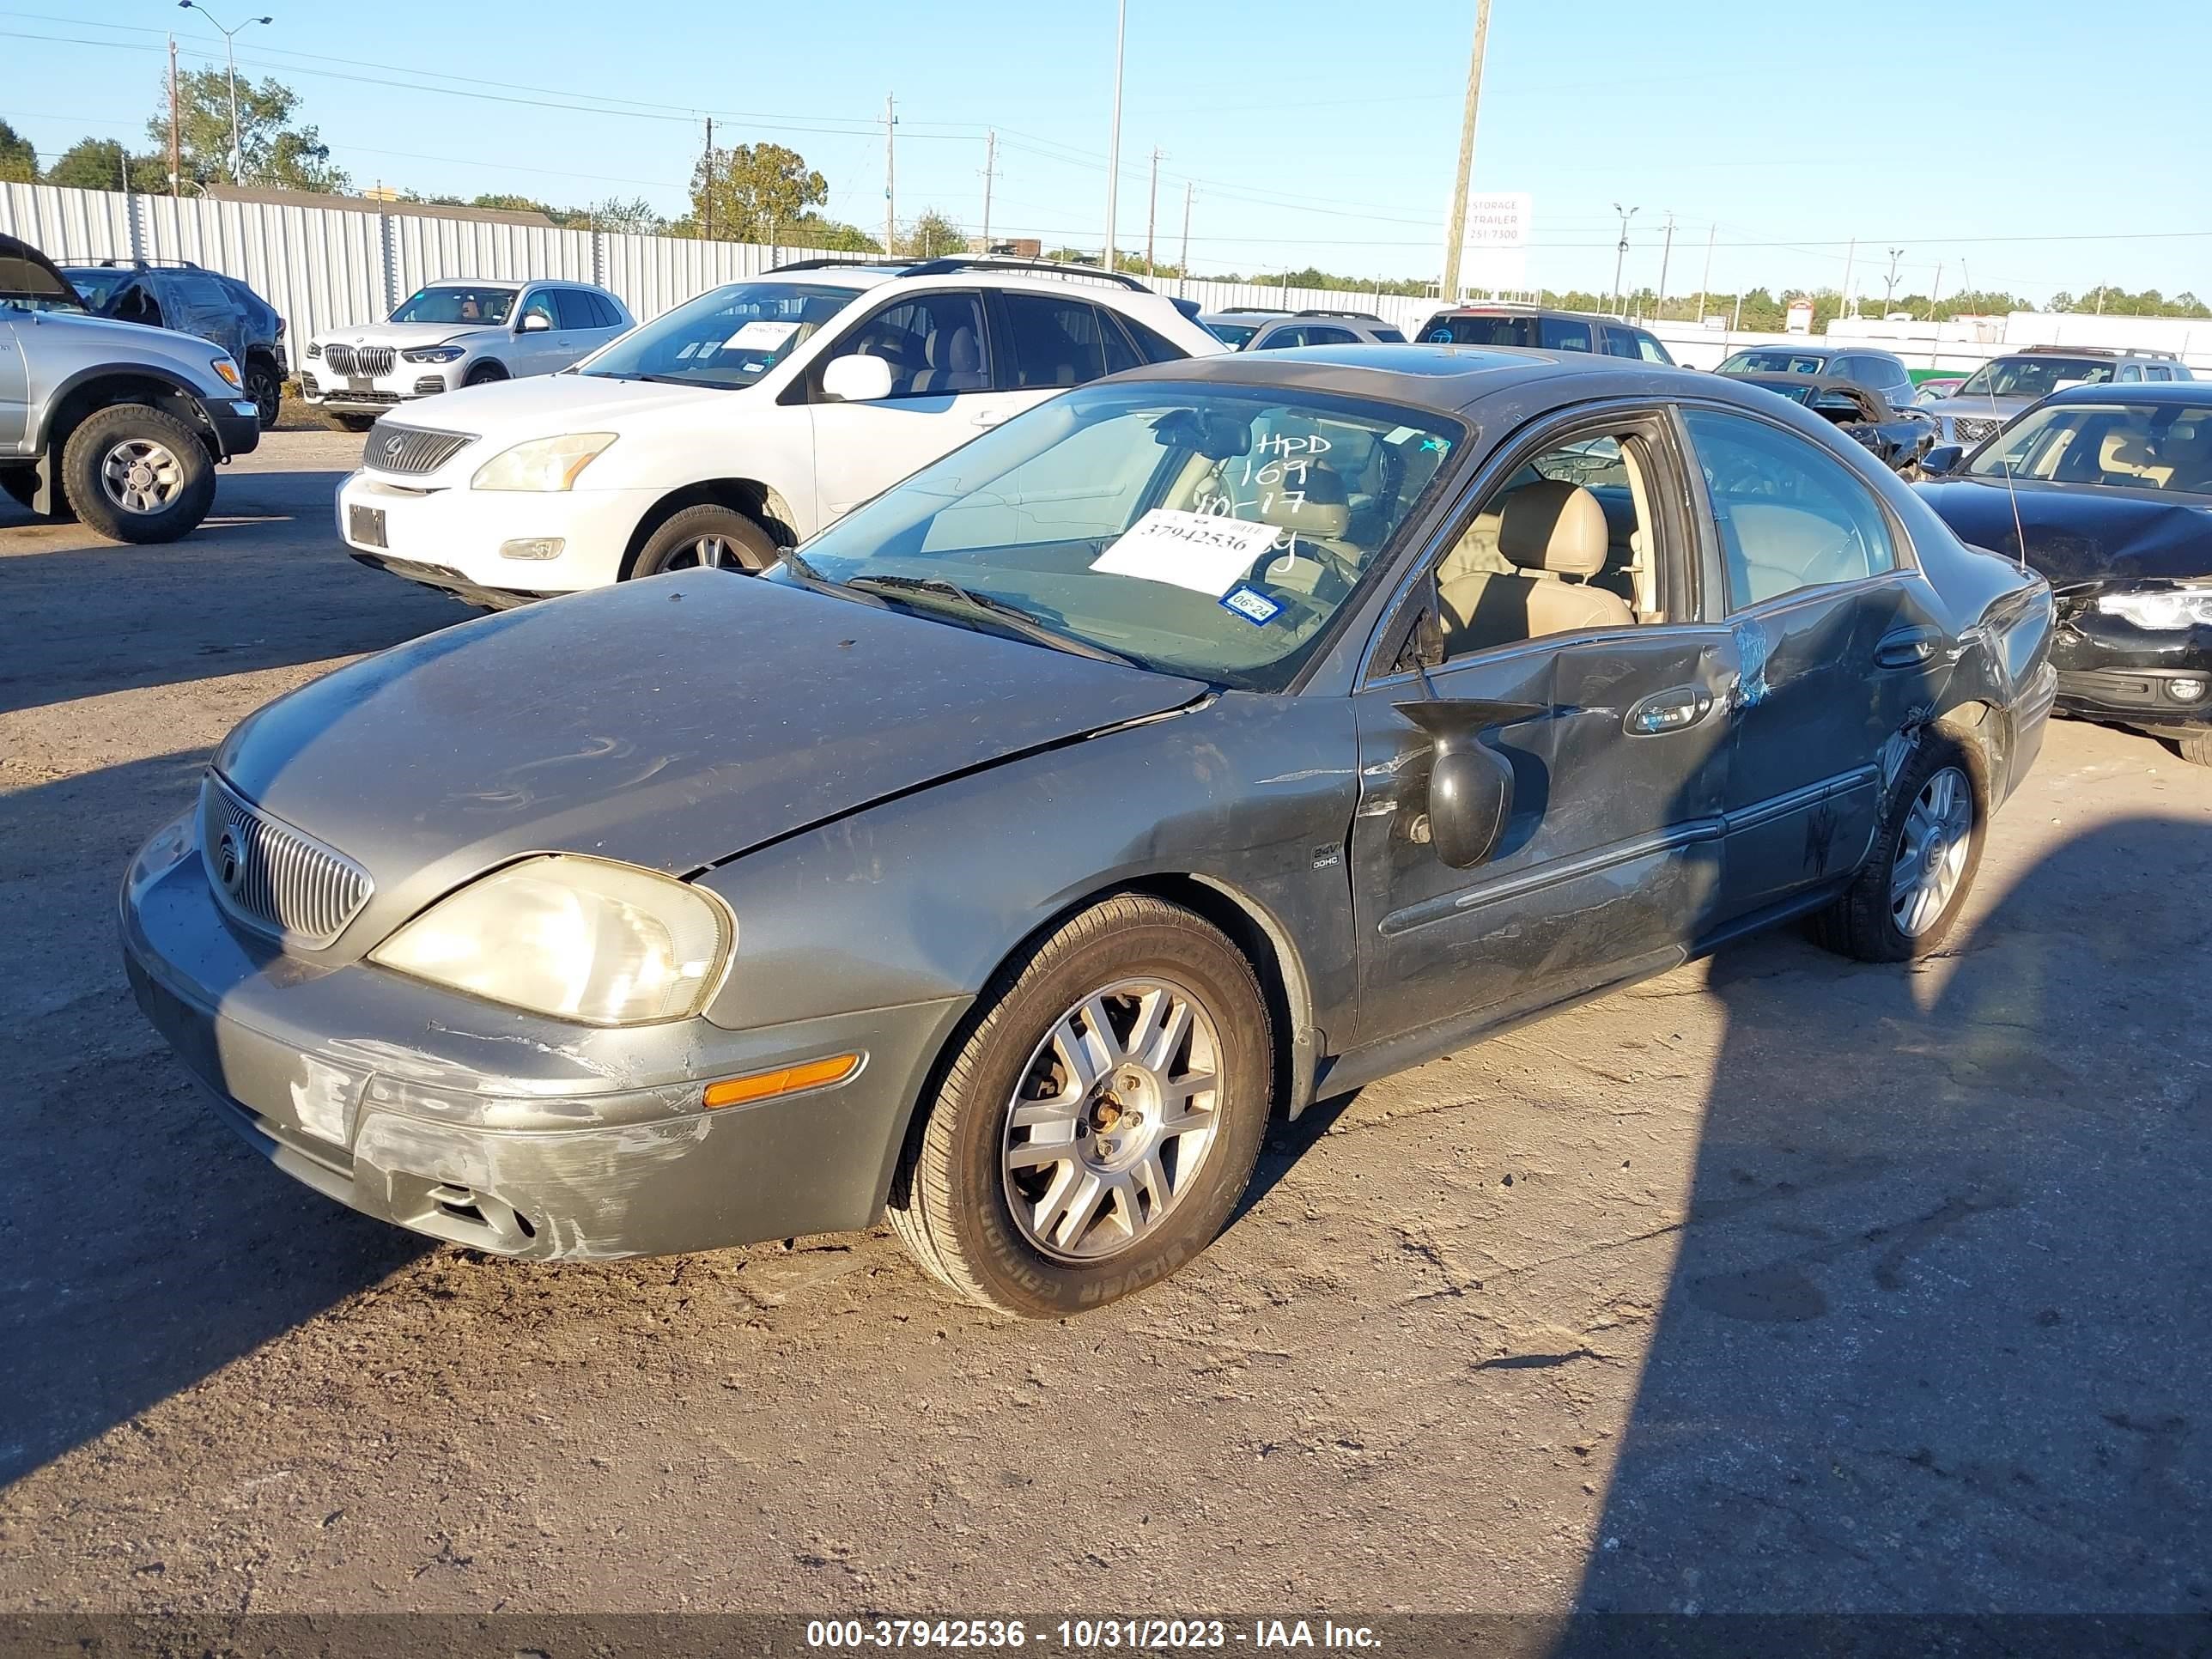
[702,1054,860,1109]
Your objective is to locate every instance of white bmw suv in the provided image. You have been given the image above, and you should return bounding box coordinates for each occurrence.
[304,279,635,432]
[335,258,1224,605]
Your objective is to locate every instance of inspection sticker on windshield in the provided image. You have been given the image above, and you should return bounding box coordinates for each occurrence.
[1091,508,1280,597]
[1218,583,1284,627]
[723,319,799,351]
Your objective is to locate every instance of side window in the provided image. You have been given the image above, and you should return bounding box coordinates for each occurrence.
[1683,408,1899,611]
[1601,325,1640,360]
[1538,316,1593,352]
[1635,331,1673,364]
[1000,292,1111,387]
[1111,311,1185,365]
[825,291,990,398]
[552,289,601,330]
[1829,354,1868,385]
[1302,325,1358,346]
[1372,326,1406,343]
[2118,363,2142,383]
[1250,325,1302,351]
[1432,428,1666,660]
[2147,364,2173,382]
[518,289,559,328]
[1876,356,1913,397]
[599,294,630,329]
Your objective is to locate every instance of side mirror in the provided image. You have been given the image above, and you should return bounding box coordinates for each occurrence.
[1919,443,1965,477]
[822,352,896,403]
[1427,744,1515,869]
[518,312,551,333]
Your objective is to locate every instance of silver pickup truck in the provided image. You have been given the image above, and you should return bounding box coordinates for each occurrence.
[1,232,262,543]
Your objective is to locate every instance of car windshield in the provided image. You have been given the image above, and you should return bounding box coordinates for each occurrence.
[1721,350,1827,374]
[1965,402,2212,495]
[60,270,128,309]
[1205,320,1261,348]
[778,381,1463,691]
[579,280,860,389]
[1422,314,1535,347]
[390,286,517,325]
[1956,357,2116,398]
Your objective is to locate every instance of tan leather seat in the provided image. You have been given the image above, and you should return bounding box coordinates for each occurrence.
[1252,462,1356,594]
[1438,480,1631,653]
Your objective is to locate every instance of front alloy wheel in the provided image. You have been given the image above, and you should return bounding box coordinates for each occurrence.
[890,894,1272,1316]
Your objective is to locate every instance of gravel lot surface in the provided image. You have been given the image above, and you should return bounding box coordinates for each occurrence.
[3,431,2208,1617]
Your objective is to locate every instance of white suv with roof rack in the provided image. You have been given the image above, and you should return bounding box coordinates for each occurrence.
[336,257,1224,605]
[303,279,635,432]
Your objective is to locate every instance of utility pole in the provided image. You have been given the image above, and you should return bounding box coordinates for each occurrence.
[167,34,181,196]
[1882,247,1904,311]
[1103,0,1127,270]
[1437,0,1492,307]
[1178,180,1193,295]
[1610,203,1639,318]
[1839,238,1855,321]
[1655,210,1674,322]
[1926,261,1945,367]
[883,94,896,255]
[1143,147,1161,277]
[1926,261,1944,321]
[177,3,271,184]
[1694,221,1715,324]
[979,129,997,249]
[702,116,714,241]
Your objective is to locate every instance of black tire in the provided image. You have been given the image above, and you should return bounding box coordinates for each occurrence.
[464,361,509,386]
[245,356,282,428]
[58,403,216,544]
[628,504,779,578]
[321,411,376,433]
[1809,732,1985,963]
[889,894,1273,1317]
[2175,733,2212,768]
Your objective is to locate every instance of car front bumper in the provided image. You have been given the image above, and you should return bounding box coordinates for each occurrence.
[2051,611,2212,737]
[337,469,647,596]
[119,806,969,1260]
[198,395,263,459]
[299,365,453,413]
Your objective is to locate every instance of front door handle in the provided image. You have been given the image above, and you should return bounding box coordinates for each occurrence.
[1624,685,1714,736]
[973,408,1006,428]
[1875,627,1942,668]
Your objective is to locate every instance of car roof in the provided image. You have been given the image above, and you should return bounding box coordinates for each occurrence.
[1426,303,1638,325]
[1109,342,1689,416]
[2042,380,2212,408]
[1725,343,1842,357]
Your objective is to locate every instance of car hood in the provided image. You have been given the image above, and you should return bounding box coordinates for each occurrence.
[378,371,731,442]
[9,306,227,374]
[315,320,500,349]
[213,572,1209,956]
[1914,475,2212,587]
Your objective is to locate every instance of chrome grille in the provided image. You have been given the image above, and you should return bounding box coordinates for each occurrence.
[1953,416,2000,445]
[322,343,396,377]
[202,775,374,949]
[364,420,473,476]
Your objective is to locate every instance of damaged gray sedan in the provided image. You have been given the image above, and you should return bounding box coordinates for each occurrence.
[123,346,2059,1316]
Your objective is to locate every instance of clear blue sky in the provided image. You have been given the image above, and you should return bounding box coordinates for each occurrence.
[3,0,2206,305]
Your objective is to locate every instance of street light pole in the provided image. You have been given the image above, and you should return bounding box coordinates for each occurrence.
[1610,203,1639,318]
[178,2,273,185]
[1103,0,1127,270]
[1438,0,1492,307]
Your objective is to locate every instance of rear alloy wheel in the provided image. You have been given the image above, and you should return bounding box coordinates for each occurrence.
[628,504,780,578]
[245,358,282,428]
[59,404,216,544]
[890,894,1271,1316]
[1811,734,1984,962]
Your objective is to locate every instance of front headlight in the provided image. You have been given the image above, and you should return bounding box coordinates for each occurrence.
[403,344,466,364]
[210,355,242,390]
[471,432,618,492]
[2094,587,2212,631]
[370,854,733,1025]
[305,341,322,360]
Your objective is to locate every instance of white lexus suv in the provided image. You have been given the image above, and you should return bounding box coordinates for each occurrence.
[304,279,635,432]
[335,258,1224,605]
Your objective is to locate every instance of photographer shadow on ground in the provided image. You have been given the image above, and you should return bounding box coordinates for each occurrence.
[1561,807,2212,1624]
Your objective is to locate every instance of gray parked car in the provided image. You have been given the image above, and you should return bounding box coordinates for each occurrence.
[1931,346,2195,449]
[2,234,262,542]
[1200,307,1407,351]
[122,345,2055,1316]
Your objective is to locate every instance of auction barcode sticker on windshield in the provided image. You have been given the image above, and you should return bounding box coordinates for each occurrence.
[1091,508,1279,597]
[723,319,800,351]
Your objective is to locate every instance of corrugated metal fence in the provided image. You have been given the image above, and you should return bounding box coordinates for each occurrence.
[3,181,1450,349]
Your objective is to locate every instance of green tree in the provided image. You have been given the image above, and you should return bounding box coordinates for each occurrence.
[898,207,963,258]
[685,141,825,242]
[0,117,37,184]
[44,136,167,193]
[144,70,347,192]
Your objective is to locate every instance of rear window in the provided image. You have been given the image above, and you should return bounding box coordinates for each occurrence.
[1721,349,1828,375]
[1372,326,1406,343]
[1421,313,1535,348]
[1538,316,1593,352]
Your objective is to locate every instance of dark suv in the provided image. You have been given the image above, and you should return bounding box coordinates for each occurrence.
[1715,343,1919,413]
[56,258,286,427]
[1415,304,1674,365]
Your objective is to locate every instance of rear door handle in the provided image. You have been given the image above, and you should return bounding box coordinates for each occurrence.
[1875,627,1942,668]
[1624,685,1714,736]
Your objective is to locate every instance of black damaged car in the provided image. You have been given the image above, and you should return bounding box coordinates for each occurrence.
[1732,374,1936,475]
[1917,382,2212,764]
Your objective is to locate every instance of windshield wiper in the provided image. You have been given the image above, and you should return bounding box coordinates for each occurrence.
[842,575,1145,669]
